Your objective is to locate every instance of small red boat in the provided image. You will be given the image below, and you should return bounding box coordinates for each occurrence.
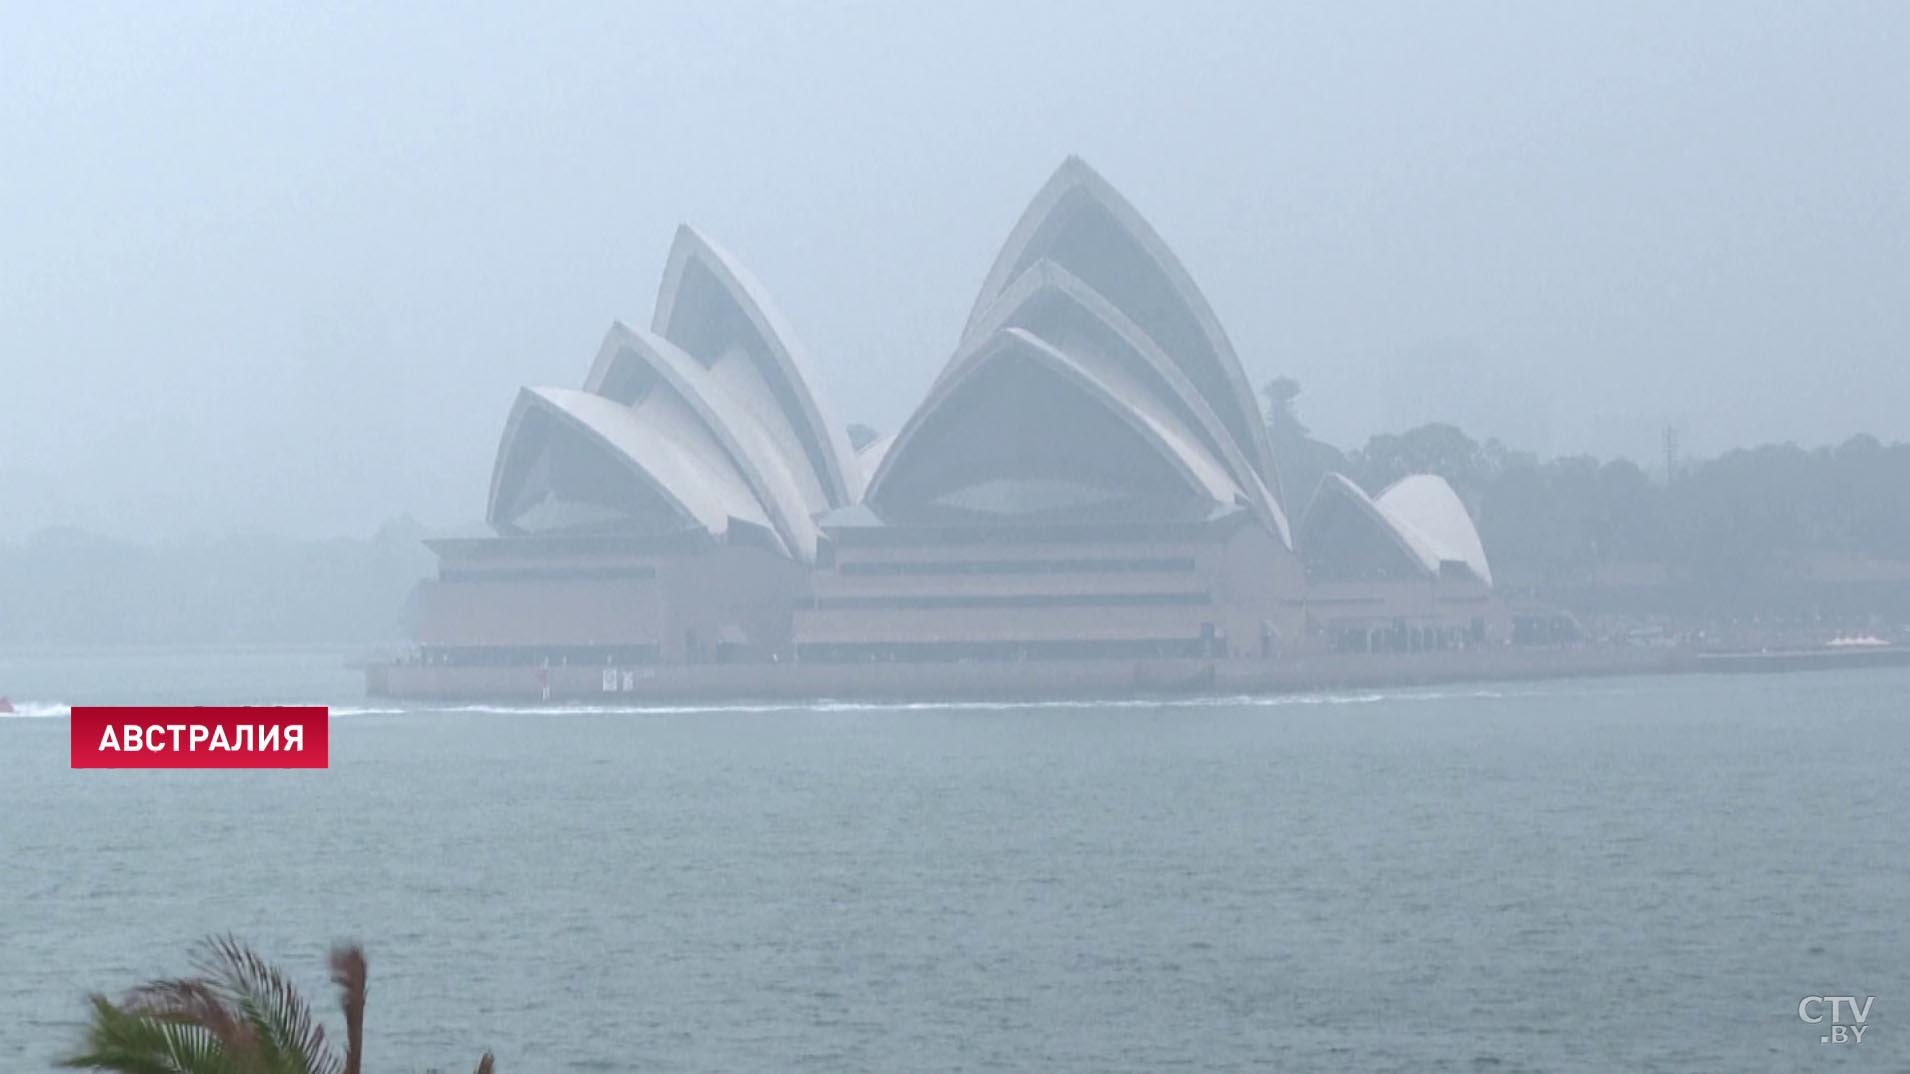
[0,698,14,714]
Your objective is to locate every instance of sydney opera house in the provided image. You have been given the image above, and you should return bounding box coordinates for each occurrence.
[377,158,1521,699]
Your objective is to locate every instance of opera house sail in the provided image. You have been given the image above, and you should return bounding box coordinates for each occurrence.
[1295,472,1502,650]
[414,226,858,670]
[381,157,1515,699]
[962,157,1283,509]
[808,157,1307,663]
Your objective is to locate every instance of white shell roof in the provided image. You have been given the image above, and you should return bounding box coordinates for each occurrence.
[582,321,822,563]
[1304,472,1444,578]
[962,259,1292,548]
[480,158,1329,556]
[963,157,1279,497]
[866,327,1241,510]
[652,225,860,507]
[487,385,775,547]
[1376,474,1493,585]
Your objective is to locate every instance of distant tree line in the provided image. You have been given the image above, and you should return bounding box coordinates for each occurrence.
[0,518,435,645]
[1265,378,1910,593]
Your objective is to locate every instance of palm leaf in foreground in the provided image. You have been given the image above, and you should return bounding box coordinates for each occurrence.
[60,936,495,1074]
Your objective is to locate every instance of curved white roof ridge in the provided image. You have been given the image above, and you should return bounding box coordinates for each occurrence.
[1303,472,1442,577]
[486,385,778,551]
[1376,474,1492,585]
[961,259,1292,548]
[866,327,1239,508]
[1011,329,1239,503]
[961,156,1279,493]
[582,321,821,563]
[652,224,860,507]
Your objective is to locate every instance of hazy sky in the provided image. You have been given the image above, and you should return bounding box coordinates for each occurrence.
[3,1,1905,539]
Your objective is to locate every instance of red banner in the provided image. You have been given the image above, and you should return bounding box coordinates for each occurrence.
[70,707,329,769]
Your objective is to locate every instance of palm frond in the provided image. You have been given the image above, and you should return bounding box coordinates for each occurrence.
[59,994,244,1074]
[123,977,259,1056]
[328,944,367,1074]
[63,937,492,1074]
[193,934,340,1074]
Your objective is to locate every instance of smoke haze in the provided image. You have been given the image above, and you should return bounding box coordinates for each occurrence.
[3,1,1905,539]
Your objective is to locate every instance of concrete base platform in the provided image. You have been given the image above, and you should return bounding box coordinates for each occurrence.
[367,645,1697,704]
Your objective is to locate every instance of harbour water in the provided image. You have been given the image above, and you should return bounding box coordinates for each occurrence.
[2,646,1905,1071]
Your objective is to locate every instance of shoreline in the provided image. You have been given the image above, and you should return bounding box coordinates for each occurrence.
[365,645,1910,705]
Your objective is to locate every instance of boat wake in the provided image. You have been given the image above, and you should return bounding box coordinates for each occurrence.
[328,686,1521,719]
[0,700,70,718]
[3,687,1533,723]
